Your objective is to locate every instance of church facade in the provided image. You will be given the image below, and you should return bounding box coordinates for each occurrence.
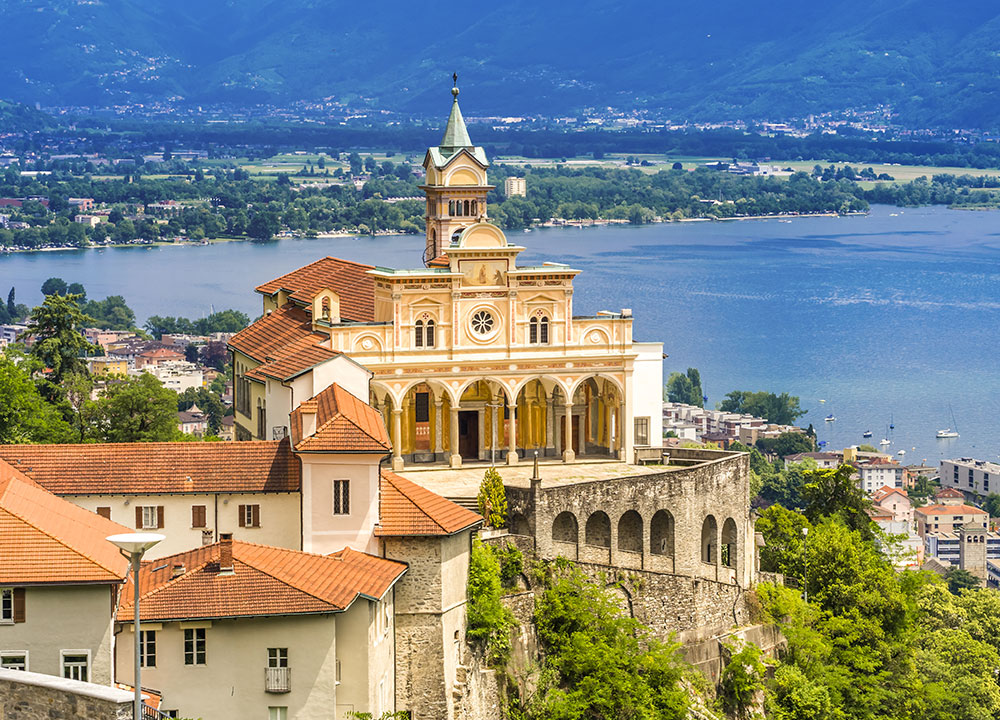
[230,84,663,469]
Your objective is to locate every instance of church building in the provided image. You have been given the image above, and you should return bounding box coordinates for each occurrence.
[230,83,663,469]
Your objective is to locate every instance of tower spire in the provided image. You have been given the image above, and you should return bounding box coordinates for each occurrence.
[440,73,472,154]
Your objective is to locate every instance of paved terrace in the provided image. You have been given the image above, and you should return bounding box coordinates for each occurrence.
[398,459,666,499]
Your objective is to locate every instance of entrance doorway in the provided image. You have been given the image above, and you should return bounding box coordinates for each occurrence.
[458,411,479,459]
[560,415,580,454]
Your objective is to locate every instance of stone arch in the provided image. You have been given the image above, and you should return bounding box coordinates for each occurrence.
[510,512,530,537]
[722,517,739,569]
[701,515,718,564]
[650,509,675,556]
[567,373,624,401]
[617,510,642,553]
[604,584,634,618]
[585,511,611,548]
[552,511,578,544]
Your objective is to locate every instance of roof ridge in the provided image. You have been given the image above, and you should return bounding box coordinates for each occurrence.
[384,471,447,533]
[130,558,215,607]
[232,545,346,607]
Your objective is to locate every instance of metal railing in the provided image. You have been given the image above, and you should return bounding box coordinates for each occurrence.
[265,666,291,693]
[141,702,171,720]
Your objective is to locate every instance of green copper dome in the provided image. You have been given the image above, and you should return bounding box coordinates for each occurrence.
[439,85,473,154]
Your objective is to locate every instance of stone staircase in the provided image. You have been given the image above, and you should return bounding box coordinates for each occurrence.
[446,496,479,513]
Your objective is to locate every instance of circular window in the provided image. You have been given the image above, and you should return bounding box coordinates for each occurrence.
[470,310,495,337]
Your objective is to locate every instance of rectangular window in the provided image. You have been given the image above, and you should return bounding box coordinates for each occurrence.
[414,392,430,423]
[1,588,11,623]
[634,417,650,446]
[140,630,156,668]
[540,319,549,344]
[267,648,288,668]
[0,653,27,671]
[268,708,288,720]
[96,507,111,520]
[191,505,207,528]
[238,504,260,528]
[62,652,89,682]
[184,628,206,666]
[136,506,164,530]
[333,480,350,515]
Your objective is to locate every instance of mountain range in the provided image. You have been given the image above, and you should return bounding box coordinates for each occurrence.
[1,0,998,128]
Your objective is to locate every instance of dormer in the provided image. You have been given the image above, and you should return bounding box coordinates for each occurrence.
[312,289,341,328]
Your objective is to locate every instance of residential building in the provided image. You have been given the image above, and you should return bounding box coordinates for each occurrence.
[67,198,95,213]
[914,487,988,537]
[0,461,129,684]
[177,405,209,436]
[135,347,185,370]
[83,329,135,350]
[145,360,203,393]
[504,176,526,197]
[87,356,128,376]
[74,214,105,227]
[871,486,913,528]
[858,458,904,493]
[0,324,27,346]
[940,457,1000,498]
[219,415,235,441]
[144,201,185,217]
[114,536,407,720]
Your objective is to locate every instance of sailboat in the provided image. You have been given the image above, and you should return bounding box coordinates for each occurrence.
[879,424,891,446]
[937,405,960,438]
[889,414,895,431]
[825,414,836,422]
[862,430,873,438]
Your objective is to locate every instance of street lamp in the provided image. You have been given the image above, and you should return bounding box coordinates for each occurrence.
[801,526,809,604]
[107,533,165,720]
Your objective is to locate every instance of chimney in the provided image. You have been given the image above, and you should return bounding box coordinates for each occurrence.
[219,533,234,575]
[171,563,186,578]
[301,404,318,438]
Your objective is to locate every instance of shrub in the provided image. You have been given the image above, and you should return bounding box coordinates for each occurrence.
[477,466,508,529]
[467,538,516,667]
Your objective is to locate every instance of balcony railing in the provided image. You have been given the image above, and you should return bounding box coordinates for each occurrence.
[265,666,291,693]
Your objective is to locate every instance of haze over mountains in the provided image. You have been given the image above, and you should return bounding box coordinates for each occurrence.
[1,0,998,128]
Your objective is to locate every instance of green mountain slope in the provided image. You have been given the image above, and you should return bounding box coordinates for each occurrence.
[0,0,997,128]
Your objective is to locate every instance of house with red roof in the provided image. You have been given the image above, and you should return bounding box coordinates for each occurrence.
[0,461,130,684]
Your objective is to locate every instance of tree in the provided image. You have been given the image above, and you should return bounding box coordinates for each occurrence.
[184,343,200,363]
[466,538,515,667]
[6,288,15,318]
[66,282,86,299]
[720,390,806,425]
[82,373,180,442]
[719,642,767,720]
[983,493,1000,519]
[757,431,814,458]
[201,341,229,370]
[40,277,68,296]
[666,367,704,406]
[477,467,508,529]
[0,350,75,443]
[177,386,225,434]
[248,211,280,241]
[25,293,94,390]
[946,567,982,595]
[83,295,136,330]
[803,464,873,539]
[756,504,811,578]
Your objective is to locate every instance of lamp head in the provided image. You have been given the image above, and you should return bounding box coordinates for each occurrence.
[106,533,165,555]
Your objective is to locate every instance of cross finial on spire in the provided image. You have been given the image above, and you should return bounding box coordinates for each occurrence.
[452,73,459,98]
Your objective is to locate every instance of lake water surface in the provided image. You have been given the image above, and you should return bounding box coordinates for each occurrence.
[3,204,998,465]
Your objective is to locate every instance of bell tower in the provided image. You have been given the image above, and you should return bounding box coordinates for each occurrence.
[421,76,493,265]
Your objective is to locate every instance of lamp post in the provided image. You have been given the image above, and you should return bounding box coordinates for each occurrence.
[107,533,165,720]
[801,526,809,604]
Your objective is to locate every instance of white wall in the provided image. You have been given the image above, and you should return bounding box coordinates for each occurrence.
[632,342,665,448]
[62,493,302,559]
[301,454,383,555]
[0,585,116,684]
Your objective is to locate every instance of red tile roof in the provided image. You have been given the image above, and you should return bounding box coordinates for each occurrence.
[0,440,300,495]
[255,256,376,322]
[0,461,130,584]
[935,487,964,498]
[290,384,391,454]
[377,471,482,537]
[915,504,988,516]
[245,333,341,383]
[228,303,342,382]
[117,540,406,622]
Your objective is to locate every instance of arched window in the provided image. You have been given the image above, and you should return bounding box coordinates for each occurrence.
[702,515,718,564]
[448,200,455,216]
[722,517,738,569]
[425,319,435,348]
[464,199,471,216]
[650,510,674,556]
[539,316,549,344]
[321,297,331,320]
[585,511,611,548]
[471,200,478,216]
[451,229,463,245]
[529,317,538,344]
[414,320,424,348]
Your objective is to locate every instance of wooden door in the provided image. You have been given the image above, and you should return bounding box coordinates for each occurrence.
[458,411,479,459]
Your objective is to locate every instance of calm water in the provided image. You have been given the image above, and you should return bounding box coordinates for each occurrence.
[3,204,999,465]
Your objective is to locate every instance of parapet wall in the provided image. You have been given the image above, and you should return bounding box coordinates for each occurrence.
[0,668,132,720]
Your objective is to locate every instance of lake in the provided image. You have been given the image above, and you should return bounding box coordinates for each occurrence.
[3,204,998,466]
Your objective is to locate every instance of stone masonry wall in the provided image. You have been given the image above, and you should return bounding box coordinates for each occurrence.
[0,669,132,720]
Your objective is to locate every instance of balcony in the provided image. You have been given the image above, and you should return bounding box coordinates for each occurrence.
[265,667,291,693]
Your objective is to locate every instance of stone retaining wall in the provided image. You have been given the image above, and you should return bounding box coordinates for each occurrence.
[0,668,132,720]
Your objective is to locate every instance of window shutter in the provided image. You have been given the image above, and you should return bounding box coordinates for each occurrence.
[135,506,143,529]
[238,505,246,527]
[156,506,164,529]
[96,507,111,520]
[192,505,206,528]
[252,505,260,528]
[12,588,25,623]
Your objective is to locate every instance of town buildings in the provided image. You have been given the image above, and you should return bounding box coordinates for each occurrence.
[914,487,988,537]
[503,176,526,197]
[940,457,1000,498]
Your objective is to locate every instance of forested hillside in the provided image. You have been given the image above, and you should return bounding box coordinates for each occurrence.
[1,0,998,127]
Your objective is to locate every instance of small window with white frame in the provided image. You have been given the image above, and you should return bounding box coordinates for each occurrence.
[333,480,350,515]
[140,506,159,529]
[0,588,12,623]
[61,651,90,682]
[0,652,27,671]
[267,648,288,668]
[140,630,156,668]
[268,708,288,720]
[183,628,206,666]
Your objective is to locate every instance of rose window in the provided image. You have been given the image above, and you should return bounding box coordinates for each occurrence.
[470,310,495,336]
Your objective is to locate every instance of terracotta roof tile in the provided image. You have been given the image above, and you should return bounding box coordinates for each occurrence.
[244,332,341,383]
[0,461,130,584]
[376,471,482,537]
[0,440,300,495]
[118,541,406,622]
[255,256,376,322]
[228,304,315,363]
[935,487,964,498]
[291,384,391,454]
[915,504,988,516]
